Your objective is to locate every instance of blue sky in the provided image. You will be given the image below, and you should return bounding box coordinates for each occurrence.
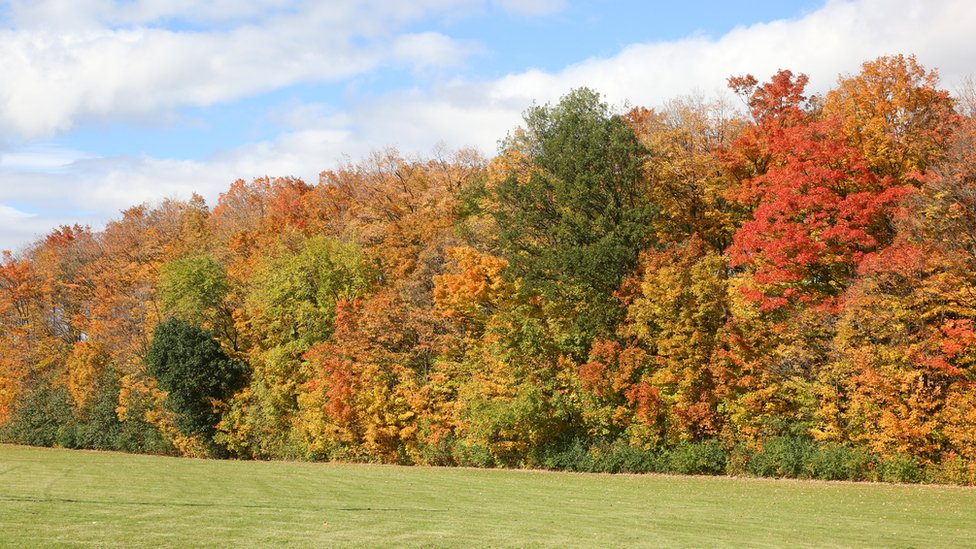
[0,0,973,251]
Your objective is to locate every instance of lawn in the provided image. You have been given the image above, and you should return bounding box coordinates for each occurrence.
[0,444,973,548]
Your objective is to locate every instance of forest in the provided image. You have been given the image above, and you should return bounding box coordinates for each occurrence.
[3,54,976,484]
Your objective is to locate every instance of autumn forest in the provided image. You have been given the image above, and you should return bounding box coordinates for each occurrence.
[3,55,976,483]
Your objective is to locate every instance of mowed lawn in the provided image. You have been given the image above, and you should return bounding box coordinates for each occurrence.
[1,444,974,548]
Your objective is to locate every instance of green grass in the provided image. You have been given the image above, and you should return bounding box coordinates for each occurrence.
[0,444,973,548]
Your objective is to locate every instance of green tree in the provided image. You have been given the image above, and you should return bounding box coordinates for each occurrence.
[146,318,246,451]
[246,235,370,348]
[491,88,658,355]
[159,254,238,351]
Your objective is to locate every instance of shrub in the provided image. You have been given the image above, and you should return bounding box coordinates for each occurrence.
[930,455,976,486]
[876,454,925,483]
[596,443,660,474]
[725,444,753,477]
[0,381,75,448]
[453,441,496,468]
[807,443,874,481]
[541,439,595,472]
[665,440,727,475]
[748,436,817,478]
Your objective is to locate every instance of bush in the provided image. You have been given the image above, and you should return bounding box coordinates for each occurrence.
[453,441,496,468]
[930,455,976,486]
[876,454,925,483]
[664,440,727,475]
[743,436,877,481]
[0,381,76,448]
[748,436,817,478]
[807,443,874,481]
[0,373,174,455]
[725,444,753,477]
[596,443,660,474]
[541,439,595,472]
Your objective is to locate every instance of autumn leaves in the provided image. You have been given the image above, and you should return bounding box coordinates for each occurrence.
[2,55,975,482]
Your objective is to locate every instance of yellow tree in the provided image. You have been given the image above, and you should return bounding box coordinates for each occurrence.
[824,54,957,183]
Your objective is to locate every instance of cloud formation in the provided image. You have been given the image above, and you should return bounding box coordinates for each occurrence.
[1,0,975,251]
[0,1,485,138]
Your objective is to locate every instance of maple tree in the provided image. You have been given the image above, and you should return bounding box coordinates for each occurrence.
[823,54,957,182]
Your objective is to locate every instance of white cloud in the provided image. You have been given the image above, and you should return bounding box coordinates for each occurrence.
[485,0,976,109]
[0,144,94,171]
[0,0,484,139]
[0,203,34,221]
[0,200,66,254]
[3,0,976,252]
[393,32,478,69]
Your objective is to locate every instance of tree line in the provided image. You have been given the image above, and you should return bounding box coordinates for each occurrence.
[3,54,976,483]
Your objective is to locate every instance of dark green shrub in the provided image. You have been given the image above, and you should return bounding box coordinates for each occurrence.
[596,443,660,474]
[453,441,496,468]
[807,443,874,481]
[876,454,925,483]
[748,436,817,478]
[665,440,727,475]
[0,381,75,448]
[541,439,595,472]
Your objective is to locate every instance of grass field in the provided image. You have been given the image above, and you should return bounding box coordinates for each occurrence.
[0,444,974,548]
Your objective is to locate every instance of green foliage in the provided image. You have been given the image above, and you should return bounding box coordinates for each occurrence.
[664,440,728,475]
[462,381,576,467]
[875,454,926,483]
[0,380,75,448]
[493,88,658,354]
[0,373,172,455]
[159,255,229,325]
[806,443,874,481]
[748,436,818,478]
[539,440,660,474]
[452,440,496,468]
[594,442,660,473]
[146,318,247,448]
[248,235,370,348]
[746,436,875,481]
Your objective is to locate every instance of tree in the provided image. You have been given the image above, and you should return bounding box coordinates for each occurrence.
[817,115,976,462]
[725,69,909,312]
[159,254,237,351]
[823,54,957,182]
[491,88,658,354]
[619,237,729,442]
[146,318,246,451]
[625,96,745,252]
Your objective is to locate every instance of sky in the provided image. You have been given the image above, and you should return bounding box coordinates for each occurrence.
[1,0,975,252]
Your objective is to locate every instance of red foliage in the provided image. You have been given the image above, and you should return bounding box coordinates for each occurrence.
[725,71,911,311]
